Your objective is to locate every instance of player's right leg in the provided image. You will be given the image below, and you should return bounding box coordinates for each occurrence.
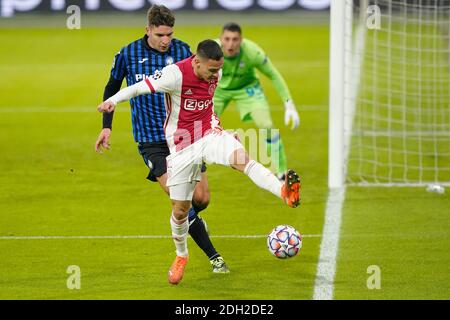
[203,131,300,208]
[230,147,300,208]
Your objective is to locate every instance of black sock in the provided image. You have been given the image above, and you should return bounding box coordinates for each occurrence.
[188,209,219,260]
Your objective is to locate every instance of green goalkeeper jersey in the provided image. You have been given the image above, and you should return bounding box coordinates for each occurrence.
[215,38,292,102]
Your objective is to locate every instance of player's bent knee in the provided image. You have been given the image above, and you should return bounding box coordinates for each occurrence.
[171,200,191,220]
[193,187,210,203]
[192,193,210,212]
[192,185,210,212]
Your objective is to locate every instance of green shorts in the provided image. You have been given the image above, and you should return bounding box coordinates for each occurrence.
[214,82,271,123]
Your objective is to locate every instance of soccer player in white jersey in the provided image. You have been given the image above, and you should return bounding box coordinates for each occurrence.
[97,40,301,285]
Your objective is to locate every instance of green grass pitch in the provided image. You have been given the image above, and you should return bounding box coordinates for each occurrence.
[0,16,448,300]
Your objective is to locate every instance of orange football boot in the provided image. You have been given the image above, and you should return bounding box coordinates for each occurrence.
[168,255,189,285]
[281,169,301,208]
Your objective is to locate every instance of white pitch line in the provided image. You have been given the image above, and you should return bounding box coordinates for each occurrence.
[313,187,346,300]
[0,234,322,240]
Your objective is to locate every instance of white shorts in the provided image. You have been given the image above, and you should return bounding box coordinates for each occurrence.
[167,130,244,201]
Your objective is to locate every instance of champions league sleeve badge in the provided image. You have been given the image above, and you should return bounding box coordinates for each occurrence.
[165,56,174,66]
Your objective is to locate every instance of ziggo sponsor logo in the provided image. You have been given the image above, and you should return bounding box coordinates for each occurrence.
[183,99,213,111]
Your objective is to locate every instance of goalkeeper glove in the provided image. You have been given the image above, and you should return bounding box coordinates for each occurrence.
[284,100,300,130]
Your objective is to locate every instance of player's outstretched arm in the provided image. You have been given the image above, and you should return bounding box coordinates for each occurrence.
[97,80,151,113]
[97,65,178,113]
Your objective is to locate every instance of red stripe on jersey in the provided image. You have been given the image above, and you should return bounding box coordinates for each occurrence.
[164,93,172,131]
[145,78,155,93]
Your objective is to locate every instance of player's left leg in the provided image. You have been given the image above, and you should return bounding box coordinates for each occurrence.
[191,172,230,273]
[168,195,192,285]
[170,197,192,256]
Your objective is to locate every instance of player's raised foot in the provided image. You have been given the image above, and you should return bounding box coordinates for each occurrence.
[281,169,301,208]
[168,255,189,285]
[210,256,230,274]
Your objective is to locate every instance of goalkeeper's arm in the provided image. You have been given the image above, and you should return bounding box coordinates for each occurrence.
[257,59,300,129]
[256,57,293,103]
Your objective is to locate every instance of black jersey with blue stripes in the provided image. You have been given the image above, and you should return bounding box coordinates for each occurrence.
[110,35,191,143]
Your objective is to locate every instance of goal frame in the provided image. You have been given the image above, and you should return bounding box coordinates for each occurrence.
[328,0,450,188]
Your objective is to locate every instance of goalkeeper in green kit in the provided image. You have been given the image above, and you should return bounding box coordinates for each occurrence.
[214,23,300,179]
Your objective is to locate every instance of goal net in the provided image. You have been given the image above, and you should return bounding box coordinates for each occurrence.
[329,0,450,187]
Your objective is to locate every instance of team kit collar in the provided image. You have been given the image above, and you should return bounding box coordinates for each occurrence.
[142,34,173,53]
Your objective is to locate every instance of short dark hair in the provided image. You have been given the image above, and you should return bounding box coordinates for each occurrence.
[147,5,175,27]
[197,40,223,61]
[222,22,242,34]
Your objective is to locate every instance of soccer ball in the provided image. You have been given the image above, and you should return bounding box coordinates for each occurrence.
[267,225,302,259]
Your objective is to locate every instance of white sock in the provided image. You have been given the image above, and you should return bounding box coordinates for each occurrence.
[170,213,189,257]
[244,160,282,198]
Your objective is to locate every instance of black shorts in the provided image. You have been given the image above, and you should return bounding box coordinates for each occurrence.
[138,142,207,182]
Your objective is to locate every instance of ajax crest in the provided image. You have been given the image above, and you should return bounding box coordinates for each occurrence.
[208,83,217,96]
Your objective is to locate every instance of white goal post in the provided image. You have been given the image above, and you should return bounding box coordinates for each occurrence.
[329,0,450,188]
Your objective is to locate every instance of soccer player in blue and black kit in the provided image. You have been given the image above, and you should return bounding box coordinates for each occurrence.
[94,5,229,273]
